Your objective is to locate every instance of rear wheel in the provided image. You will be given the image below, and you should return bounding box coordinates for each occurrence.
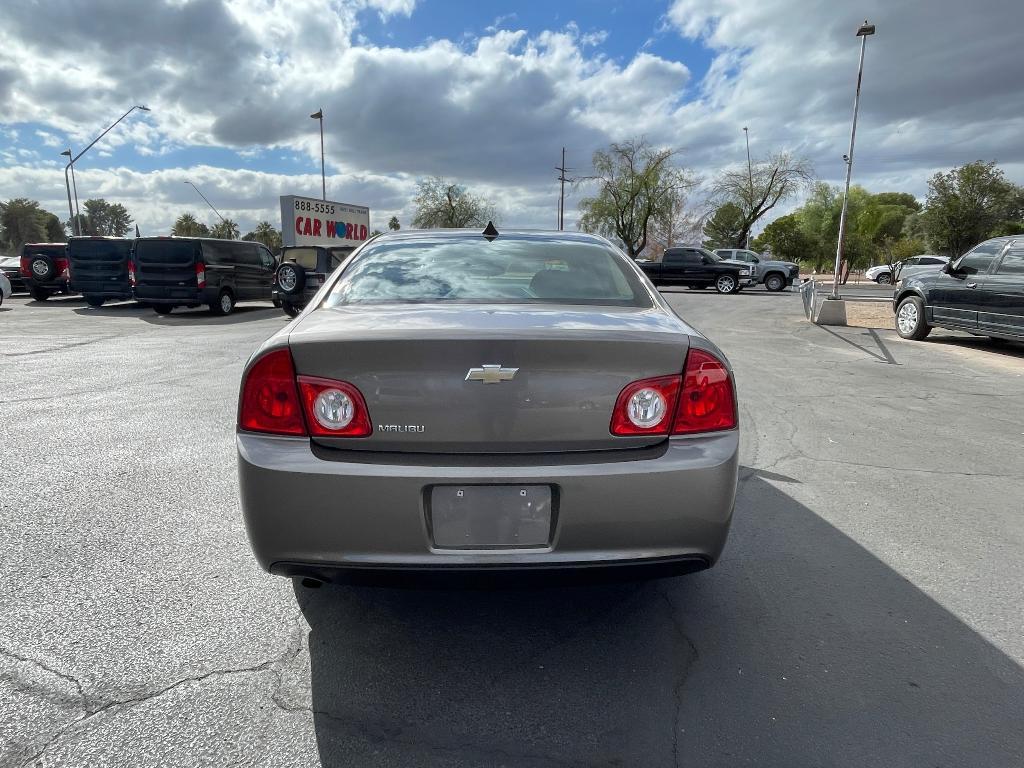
[895,296,931,340]
[877,273,892,285]
[154,305,175,315]
[85,295,105,308]
[210,289,235,316]
[282,302,301,318]
[715,274,738,294]
[764,273,785,292]
[29,286,51,301]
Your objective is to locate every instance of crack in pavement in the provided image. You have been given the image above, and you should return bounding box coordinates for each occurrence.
[655,585,700,768]
[0,646,88,711]
[1,336,119,358]
[15,599,312,767]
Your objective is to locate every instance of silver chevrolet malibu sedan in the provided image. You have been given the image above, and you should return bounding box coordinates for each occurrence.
[237,228,738,583]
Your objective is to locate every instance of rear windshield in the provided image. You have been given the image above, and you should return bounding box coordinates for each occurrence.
[284,248,321,270]
[68,240,132,259]
[135,240,198,263]
[324,236,651,307]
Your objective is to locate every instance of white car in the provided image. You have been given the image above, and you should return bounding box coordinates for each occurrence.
[0,271,11,306]
[865,255,949,284]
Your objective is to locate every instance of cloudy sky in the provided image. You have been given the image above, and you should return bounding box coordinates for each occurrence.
[1,0,1022,238]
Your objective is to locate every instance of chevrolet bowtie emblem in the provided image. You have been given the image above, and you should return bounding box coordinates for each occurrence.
[465,364,519,384]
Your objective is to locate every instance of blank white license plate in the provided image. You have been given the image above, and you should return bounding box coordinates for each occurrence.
[430,485,553,549]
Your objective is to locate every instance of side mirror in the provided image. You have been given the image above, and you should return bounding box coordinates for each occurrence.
[701,256,711,264]
[942,261,956,275]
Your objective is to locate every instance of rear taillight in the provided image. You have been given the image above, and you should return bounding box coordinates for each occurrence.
[19,257,30,277]
[672,348,736,434]
[238,349,306,436]
[56,257,70,278]
[297,376,372,437]
[195,261,206,288]
[128,259,136,286]
[610,375,681,436]
[238,349,372,438]
[610,348,736,437]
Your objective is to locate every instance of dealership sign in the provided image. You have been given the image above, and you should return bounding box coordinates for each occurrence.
[280,195,371,247]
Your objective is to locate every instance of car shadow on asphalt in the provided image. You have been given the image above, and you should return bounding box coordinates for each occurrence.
[133,305,282,326]
[927,333,1024,360]
[294,474,1024,767]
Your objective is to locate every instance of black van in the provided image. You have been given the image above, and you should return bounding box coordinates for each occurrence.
[133,237,277,316]
[20,243,74,301]
[68,236,134,307]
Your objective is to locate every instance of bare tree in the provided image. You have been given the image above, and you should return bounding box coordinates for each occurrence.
[577,138,696,259]
[645,184,701,260]
[708,152,813,248]
[412,177,497,228]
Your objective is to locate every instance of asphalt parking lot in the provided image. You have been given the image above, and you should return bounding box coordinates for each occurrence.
[2,290,1023,767]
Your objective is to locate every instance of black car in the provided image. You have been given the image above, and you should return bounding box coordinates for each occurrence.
[68,236,134,307]
[0,256,28,293]
[894,236,1024,342]
[636,246,753,294]
[133,237,277,316]
[274,245,354,317]
[20,243,74,301]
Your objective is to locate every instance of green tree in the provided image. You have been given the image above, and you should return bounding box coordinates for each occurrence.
[83,199,133,236]
[577,138,695,258]
[210,219,240,240]
[702,203,746,249]
[412,177,496,229]
[921,161,1023,256]
[242,221,282,250]
[879,236,926,282]
[172,213,211,237]
[707,152,814,248]
[752,213,814,264]
[387,216,401,231]
[1,198,65,252]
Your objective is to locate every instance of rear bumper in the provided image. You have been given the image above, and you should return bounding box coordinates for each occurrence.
[69,281,131,298]
[238,432,739,575]
[134,286,212,305]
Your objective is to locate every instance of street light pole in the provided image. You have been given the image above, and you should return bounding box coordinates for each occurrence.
[61,105,150,237]
[743,127,753,249]
[310,109,325,200]
[184,181,228,225]
[831,21,875,299]
[60,150,76,236]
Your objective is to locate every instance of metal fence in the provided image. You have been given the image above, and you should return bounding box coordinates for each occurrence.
[800,279,819,320]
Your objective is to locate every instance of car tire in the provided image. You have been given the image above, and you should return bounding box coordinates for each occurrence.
[29,286,51,301]
[877,273,892,285]
[895,296,931,340]
[715,274,738,294]
[154,305,174,315]
[210,289,235,316]
[29,255,56,282]
[272,295,282,308]
[764,273,785,292]
[283,302,301,318]
[276,262,306,296]
[85,295,105,308]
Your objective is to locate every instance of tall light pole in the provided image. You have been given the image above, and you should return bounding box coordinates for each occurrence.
[555,147,572,231]
[310,109,325,200]
[60,150,76,236]
[184,181,228,226]
[62,105,151,236]
[743,127,753,248]
[831,21,875,299]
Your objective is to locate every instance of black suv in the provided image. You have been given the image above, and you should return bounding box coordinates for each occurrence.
[20,243,74,301]
[894,236,1024,342]
[274,245,354,317]
[636,246,753,293]
[68,236,134,307]
[133,237,277,316]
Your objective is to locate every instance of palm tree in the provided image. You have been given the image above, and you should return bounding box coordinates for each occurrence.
[172,213,210,237]
[210,219,240,240]
[388,216,400,231]
[242,221,282,250]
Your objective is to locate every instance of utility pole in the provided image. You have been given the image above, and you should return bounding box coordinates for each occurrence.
[831,21,876,299]
[555,147,572,231]
[743,127,753,249]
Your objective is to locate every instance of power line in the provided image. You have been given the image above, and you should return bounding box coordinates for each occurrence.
[555,147,574,231]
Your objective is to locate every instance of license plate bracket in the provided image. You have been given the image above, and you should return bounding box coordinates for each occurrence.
[428,485,553,549]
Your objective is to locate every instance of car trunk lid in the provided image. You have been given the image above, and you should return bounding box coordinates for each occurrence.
[288,304,691,453]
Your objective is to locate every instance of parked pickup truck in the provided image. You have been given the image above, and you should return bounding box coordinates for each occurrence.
[714,248,800,291]
[637,246,752,293]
